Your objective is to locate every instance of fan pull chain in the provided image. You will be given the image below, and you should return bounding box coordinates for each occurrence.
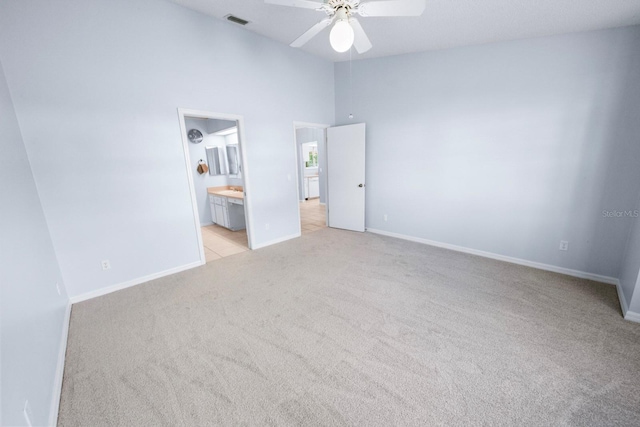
[349,46,354,120]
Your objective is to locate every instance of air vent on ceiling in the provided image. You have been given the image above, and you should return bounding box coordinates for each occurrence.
[225,14,250,26]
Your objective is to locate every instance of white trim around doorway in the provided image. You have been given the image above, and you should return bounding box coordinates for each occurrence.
[178,108,256,263]
[292,121,330,234]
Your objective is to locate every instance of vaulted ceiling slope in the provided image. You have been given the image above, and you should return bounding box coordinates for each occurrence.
[167,0,640,62]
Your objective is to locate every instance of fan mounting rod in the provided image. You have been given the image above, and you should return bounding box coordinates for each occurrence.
[321,0,360,17]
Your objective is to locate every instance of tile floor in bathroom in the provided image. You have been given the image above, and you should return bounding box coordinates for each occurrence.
[201,225,249,263]
[201,198,326,263]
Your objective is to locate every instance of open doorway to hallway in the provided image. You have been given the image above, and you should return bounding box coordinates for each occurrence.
[299,198,326,235]
[179,109,253,264]
[294,124,328,235]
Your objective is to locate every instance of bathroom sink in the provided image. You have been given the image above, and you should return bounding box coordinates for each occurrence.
[207,186,244,199]
[217,190,244,198]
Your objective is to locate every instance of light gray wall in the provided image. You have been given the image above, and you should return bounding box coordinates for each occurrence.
[0,61,69,427]
[0,0,334,299]
[335,25,640,279]
[185,118,229,225]
[630,277,640,314]
[619,191,640,312]
[296,127,326,203]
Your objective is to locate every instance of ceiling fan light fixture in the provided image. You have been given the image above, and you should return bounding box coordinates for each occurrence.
[330,18,354,52]
[268,0,426,54]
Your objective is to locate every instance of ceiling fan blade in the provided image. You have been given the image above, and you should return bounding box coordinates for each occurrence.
[350,19,372,54]
[357,0,426,17]
[290,18,333,47]
[265,0,324,10]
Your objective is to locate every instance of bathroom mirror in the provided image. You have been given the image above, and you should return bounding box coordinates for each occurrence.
[205,146,226,176]
[226,144,241,178]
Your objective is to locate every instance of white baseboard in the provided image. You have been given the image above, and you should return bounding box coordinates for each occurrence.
[49,301,72,426]
[252,232,301,250]
[366,228,618,285]
[625,310,640,323]
[69,260,204,304]
[616,282,640,323]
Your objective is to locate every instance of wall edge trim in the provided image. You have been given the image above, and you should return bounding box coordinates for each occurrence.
[366,228,618,285]
[49,301,72,426]
[252,232,301,250]
[69,260,204,304]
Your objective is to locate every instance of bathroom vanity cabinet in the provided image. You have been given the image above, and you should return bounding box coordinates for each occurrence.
[210,195,230,229]
[208,188,246,231]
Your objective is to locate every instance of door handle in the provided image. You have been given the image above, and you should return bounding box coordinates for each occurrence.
[358,184,364,188]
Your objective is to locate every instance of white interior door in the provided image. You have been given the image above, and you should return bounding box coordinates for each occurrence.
[327,123,366,232]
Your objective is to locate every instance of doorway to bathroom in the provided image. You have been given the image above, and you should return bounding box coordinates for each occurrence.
[293,122,329,235]
[178,109,254,264]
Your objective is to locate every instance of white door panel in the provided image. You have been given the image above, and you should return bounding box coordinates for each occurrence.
[327,123,366,232]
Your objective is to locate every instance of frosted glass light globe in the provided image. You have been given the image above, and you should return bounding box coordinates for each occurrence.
[330,20,354,53]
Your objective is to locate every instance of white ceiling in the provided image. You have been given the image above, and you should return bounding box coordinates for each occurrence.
[168,0,640,62]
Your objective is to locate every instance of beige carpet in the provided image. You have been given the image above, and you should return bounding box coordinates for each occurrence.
[58,228,640,426]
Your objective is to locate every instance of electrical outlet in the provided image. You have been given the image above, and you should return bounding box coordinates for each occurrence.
[559,241,569,251]
[265,223,270,230]
[23,400,33,427]
[287,174,291,181]
[101,260,111,270]
[384,214,388,222]
[55,282,61,296]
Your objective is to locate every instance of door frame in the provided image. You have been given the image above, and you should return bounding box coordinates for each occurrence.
[292,121,330,234]
[178,108,256,265]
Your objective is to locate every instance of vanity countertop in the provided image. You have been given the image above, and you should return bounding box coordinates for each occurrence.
[208,186,244,200]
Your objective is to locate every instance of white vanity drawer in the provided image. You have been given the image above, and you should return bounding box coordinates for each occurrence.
[212,196,226,206]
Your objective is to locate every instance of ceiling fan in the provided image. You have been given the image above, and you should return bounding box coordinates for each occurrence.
[265,0,426,53]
